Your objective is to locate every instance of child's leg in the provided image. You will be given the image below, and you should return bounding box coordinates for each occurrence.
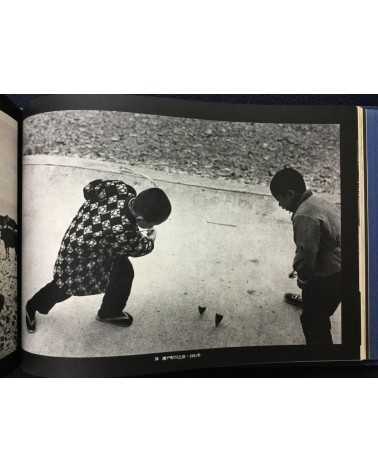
[300,273,341,345]
[300,307,333,345]
[98,256,134,318]
[26,280,71,333]
[28,280,71,314]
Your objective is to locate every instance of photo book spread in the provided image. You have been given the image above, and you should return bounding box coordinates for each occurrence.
[0,94,377,376]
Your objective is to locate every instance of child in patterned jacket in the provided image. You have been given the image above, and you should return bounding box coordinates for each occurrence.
[26,179,172,332]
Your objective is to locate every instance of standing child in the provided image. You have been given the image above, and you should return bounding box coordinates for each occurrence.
[270,168,341,345]
[26,179,171,333]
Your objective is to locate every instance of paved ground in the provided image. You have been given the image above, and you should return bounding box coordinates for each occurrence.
[22,155,341,357]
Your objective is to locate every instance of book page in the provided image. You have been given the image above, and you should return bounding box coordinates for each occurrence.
[357,107,367,360]
[0,111,18,360]
[22,108,344,362]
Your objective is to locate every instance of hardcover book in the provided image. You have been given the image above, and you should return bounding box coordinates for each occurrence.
[0,94,376,376]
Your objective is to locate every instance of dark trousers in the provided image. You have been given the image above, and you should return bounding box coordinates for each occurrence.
[29,256,134,316]
[300,272,341,345]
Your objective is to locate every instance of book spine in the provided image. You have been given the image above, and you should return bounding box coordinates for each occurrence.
[366,108,378,359]
[358,107,367,360]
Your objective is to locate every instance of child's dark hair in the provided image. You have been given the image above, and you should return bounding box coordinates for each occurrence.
[134,187,172,225]
[270,168,306,198]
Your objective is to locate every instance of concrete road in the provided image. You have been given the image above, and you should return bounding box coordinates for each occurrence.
[22,155,341,357]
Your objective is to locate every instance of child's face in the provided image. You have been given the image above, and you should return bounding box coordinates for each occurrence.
[129,199,155,228]
[135,215,155,229]
[275,190,297,212]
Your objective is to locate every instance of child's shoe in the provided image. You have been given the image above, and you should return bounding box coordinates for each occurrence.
[25,301,37,333]
[96,312,133,327]
[284,293,303,308]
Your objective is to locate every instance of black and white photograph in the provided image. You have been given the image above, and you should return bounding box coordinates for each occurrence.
[0,110,18,359]
[22,109,342,358]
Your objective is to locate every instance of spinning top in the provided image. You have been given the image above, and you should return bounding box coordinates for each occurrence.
[215,313,223,327]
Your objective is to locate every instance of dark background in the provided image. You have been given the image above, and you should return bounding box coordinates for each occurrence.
[4,94,378,377]
[7,94,378,108]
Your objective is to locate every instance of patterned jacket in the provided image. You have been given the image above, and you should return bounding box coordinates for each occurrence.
[53,179,154,296]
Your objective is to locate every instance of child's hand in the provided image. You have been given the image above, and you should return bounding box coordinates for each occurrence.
[297,278,308,289]
[145,229,157,242]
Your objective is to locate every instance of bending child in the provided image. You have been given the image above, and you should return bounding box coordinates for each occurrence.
[270,168,341,345]
[26,179,171,333]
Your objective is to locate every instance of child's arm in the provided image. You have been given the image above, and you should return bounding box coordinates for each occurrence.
[123,230,155,258]
[104,229,155,258]
[292,215,320,282]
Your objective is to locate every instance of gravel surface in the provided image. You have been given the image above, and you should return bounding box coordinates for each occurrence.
[0,250,17,358]
[23,110,340,196]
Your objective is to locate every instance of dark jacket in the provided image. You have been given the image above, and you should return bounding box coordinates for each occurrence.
[292,190,341,282]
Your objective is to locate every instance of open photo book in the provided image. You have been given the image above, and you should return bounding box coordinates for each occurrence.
[0,94,377,376]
